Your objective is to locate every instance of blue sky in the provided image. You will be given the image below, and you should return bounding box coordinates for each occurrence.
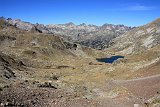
[0,0,160,27]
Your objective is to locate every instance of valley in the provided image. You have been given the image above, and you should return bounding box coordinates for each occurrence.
[0,17,160,107]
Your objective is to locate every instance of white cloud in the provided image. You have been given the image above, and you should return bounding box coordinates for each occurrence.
[105,4,157,12]
[128,4,156,11]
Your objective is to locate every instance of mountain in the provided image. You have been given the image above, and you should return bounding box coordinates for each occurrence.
[109,18,160,54]
[4,17,132,49]
[0,17,160,107]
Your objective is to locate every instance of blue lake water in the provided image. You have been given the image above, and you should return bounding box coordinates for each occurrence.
[96,55,124,63]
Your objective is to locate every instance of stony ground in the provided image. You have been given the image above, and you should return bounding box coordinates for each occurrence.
[1,73,160,107]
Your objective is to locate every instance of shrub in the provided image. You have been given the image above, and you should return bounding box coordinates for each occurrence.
[37,82,57,89]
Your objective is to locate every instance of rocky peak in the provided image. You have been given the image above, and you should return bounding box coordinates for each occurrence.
[100,23,130,31]
[0,16,6,20]
[64,22,75,26]
[7,18,34,31]
[88,24,98,27]
[79,23,87,26]
[0,17,12,29]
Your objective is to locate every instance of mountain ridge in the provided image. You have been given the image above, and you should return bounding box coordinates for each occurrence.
[1,17,132,49]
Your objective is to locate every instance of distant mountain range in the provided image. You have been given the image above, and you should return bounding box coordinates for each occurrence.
[0,17,132,49]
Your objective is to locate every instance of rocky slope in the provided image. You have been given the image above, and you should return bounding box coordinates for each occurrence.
[108,18,160,55]
[2,17,132,49]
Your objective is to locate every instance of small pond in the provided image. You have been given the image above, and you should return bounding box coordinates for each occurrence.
[96,55,124,63]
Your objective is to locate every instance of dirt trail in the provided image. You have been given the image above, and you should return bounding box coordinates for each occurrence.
[95,74,160,107]
[115,74,160,98]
